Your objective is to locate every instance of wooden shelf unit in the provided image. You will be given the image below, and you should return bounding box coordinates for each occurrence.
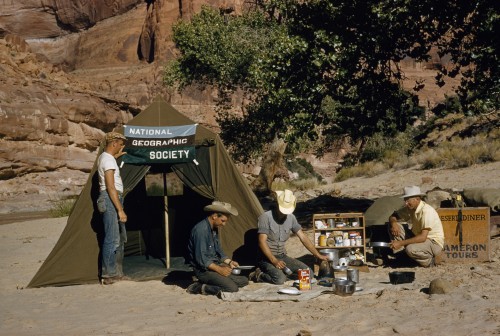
[312,213,366,263]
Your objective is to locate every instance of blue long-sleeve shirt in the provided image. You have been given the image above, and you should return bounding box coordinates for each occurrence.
[188,218,227,271]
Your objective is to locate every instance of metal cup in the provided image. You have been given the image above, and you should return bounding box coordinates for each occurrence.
[283,267,293,275]
[347,268,359,284]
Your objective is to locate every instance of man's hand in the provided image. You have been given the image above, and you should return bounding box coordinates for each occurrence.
[228,260,239,268]
[390,223,402,237]
[272,259,286,270]
[217,264,232,277]
[118,209,127,223]
[114,146,127,159]
[316,254,329,261]
[390,240,403,250]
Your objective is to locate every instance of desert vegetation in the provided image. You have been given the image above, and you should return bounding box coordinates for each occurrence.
[49,197,76,218]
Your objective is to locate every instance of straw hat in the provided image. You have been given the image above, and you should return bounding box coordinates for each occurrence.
[105,132,126,144]
[401,186,426,199]
[203,201,239,216]
[275,189,296,215]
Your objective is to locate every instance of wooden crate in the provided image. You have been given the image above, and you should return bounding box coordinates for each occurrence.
[438,207,490,263]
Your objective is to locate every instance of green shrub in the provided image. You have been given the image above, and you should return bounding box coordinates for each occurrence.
[335,134,498,181]
[415,135,499,169]
[271,177,323,192]
[291,177,323,190]
[334,161,386,182]
[286,158,323,181]
[271,179,290,191]
[49,198,76,218]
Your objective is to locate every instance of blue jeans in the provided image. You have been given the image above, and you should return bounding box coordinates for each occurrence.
[97,191,127,278]
[195,265,249,295]
[257,254,313,285]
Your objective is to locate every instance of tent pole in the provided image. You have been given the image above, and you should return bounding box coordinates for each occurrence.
[163,173,170,269]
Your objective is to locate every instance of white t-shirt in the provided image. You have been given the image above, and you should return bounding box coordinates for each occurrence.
[97,152,123,193]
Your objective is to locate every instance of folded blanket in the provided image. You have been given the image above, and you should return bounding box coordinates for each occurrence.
[219,277,410,302]
[220,282,329,302]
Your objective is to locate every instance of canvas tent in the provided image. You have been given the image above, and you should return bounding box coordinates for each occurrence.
[28,96,264,287]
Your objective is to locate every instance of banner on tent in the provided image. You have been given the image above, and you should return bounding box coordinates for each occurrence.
[122,124,197,164]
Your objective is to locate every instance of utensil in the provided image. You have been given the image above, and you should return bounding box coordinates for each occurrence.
[231,268,241,275]
[282,267,293,275]
[278,288,301,295]
[332,279,356,296]
[389,271,415,285]
[236,266,255,270]
[369,242,392,248]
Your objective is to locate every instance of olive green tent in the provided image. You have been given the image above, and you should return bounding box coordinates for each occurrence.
[28,96,264,287]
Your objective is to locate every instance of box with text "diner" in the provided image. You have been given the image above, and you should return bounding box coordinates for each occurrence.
[438,207,490,263]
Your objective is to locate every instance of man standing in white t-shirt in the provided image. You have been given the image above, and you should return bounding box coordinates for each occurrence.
[97,131,129,284]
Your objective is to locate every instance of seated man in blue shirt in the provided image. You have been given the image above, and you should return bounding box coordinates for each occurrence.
[186,201,249,295]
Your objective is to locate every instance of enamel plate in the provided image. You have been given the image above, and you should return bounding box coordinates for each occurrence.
[278,288,301,295]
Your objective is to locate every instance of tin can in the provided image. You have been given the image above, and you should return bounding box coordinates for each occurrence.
[335,236,343,246]
[356,236,362,246]
[319,233,327,247]
[347,268,360,284]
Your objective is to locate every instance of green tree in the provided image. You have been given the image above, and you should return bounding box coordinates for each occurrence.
[433,0,499,115]
[164,1,498,162]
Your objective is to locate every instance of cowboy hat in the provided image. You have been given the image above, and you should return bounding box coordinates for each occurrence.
[401,186,426,199]
[275,189,296,215]
[203,201,239,216]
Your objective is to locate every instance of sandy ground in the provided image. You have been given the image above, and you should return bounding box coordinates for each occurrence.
[1,215,499,336]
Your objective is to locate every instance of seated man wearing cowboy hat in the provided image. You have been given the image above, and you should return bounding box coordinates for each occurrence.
[186,201,249,295]
[388,186,445,267]
[251,189,328,284]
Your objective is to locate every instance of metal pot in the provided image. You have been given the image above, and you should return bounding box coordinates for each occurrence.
[333,279,356,296]
[319,249,339,265]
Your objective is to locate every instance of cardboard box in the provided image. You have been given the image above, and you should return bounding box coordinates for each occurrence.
[298,269,311,290]
[438,207,490,263]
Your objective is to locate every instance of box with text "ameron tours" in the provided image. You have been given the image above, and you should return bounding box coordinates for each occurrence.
[438,207,490,263]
